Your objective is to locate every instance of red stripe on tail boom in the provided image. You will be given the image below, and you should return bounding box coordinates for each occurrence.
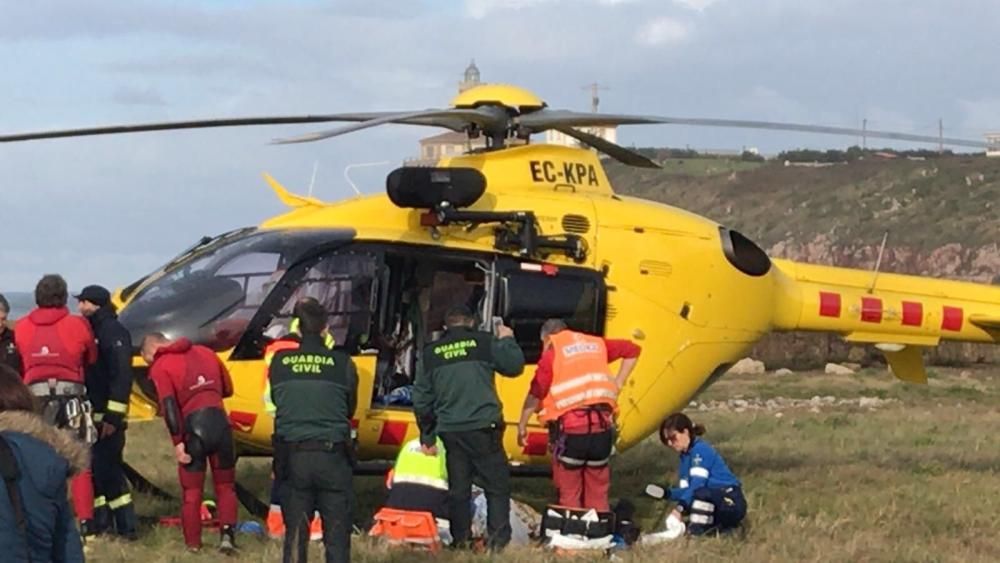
[819,292,842,318]
[861,297,883,323]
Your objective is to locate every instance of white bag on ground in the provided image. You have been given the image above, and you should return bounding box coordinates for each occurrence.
[641,513,686,545]
[547,532,615,550]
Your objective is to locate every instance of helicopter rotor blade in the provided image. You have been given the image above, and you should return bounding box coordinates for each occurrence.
[553,126,660,168]
[271,107,509,144]
[0,115,408,143]
[519,110,988,149]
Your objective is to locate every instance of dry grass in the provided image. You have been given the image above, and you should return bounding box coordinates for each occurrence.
[88,367,999,562]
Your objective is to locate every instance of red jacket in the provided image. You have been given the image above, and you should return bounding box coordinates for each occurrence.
[529,338,641,431]
[15,307,96,385]
[148,338,233,444]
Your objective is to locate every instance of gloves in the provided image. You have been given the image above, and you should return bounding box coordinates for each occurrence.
[645,483,667,500]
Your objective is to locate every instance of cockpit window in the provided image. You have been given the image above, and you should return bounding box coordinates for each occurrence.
[119,227,254,301]
[119,228,353,351]
[262,250,379,351]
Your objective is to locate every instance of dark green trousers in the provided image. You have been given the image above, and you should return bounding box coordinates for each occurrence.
[440,427,512,551]
[281,449,353,563]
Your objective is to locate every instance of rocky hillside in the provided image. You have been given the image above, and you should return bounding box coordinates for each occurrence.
[605,152,1000,367]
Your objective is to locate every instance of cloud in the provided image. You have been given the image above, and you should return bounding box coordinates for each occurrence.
[463,0,639,19]
[0,248,163,292]
[463,0,554,19]
[635,17,691,46]
[103,53,286,79]
[672,0,718,11]
[111,86,167,107]
[957,98,1000,136]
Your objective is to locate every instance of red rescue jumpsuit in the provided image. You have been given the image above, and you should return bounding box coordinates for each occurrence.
[15,306,97,522]
[529,336,640,512]
[148,338,238,549]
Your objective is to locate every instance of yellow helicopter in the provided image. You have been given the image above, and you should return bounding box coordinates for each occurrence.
[4,83,999,471]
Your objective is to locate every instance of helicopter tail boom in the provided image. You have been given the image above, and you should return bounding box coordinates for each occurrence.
[770,259,1000,382]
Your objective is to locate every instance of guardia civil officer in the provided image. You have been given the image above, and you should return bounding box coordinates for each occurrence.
[75,285,138,540]
[413,305,525,552]
[270,298,358,563]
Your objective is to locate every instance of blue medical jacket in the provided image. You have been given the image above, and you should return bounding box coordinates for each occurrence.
[669,438,741,508]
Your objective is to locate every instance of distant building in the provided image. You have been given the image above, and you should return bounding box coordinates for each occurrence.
[986,133,1000,157]
[540,126,618,149]
[458,59,481,93]
[418,131,474,161]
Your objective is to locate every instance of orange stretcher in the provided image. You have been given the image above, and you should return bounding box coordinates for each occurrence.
[368,508,441,553]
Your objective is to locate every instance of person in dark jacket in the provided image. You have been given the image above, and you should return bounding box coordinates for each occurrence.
[75,285,138,540]
[412,305,525,552]
[0,294,21,374]
[0,364,87,563]
[270,299,359,563]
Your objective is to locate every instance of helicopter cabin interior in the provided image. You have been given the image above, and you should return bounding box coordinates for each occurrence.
[246,243,608,409]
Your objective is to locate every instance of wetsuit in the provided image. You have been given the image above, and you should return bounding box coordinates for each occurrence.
[148,338,237,549]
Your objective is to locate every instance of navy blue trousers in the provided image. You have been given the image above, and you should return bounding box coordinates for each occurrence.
[687,486,746,535]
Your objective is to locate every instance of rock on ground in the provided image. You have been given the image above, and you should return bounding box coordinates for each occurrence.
[729,358,766,375]
[825,363,855,375]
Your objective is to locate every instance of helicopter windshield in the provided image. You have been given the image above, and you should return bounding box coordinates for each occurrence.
[119,227,256,301]
[119,228,353,351]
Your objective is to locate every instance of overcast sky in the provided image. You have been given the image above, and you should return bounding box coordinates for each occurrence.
[2,0,997,291]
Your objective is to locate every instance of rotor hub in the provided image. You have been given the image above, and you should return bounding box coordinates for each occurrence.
[450,84,546,114]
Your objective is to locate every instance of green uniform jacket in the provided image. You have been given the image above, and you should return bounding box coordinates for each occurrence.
[413,327,525,445]
[271,334,358,444]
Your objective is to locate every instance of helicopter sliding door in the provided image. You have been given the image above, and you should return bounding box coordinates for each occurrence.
[494,257,607,363]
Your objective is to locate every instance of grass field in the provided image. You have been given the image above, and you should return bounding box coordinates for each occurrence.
[88,366,999,562]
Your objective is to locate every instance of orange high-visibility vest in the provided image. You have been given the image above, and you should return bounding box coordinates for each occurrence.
[539,331,619,423]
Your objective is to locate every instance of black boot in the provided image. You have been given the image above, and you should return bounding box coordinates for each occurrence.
[219,525,237,555]
[79,519,97,539]
[112,504,139,541]
[93,505,111,535]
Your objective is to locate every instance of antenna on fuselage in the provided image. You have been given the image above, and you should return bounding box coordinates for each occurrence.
[307,160,319,197]
[343,161,390,196]
[868,231,890,293]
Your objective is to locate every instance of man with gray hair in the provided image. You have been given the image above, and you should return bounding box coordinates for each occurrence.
[413,304,525,552]
[517,318,641,512]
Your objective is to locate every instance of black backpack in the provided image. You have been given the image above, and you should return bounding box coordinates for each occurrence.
[0,435,33,563]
